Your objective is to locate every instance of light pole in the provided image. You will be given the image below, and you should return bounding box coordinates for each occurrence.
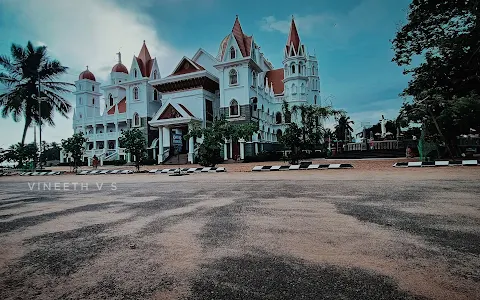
[35,72,48,169]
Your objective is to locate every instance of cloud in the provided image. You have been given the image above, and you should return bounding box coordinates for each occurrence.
[1,0,183,81]
[0,0,185,146]
[259,0,391,46]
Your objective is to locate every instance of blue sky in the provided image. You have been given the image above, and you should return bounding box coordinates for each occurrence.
[0,0,412,147]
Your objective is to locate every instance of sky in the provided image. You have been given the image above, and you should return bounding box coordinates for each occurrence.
[0,0,412,148]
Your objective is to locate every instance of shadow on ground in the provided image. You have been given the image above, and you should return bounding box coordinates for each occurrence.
[186,254,427,300]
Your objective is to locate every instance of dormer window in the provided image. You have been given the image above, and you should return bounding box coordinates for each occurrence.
[153,89,158,101]
[109,94,113,106]
[134,69,138,78]
[230,47,236,59]
[153,70,158,79]
[229,69,238,85]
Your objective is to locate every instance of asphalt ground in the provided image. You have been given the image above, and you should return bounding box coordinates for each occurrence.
[0,168,479,299]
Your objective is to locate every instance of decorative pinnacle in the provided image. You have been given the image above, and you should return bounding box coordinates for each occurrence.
[86,65,89,70]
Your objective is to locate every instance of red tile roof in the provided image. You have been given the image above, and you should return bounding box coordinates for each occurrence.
[265,68,284,95]
[107,97,126,115]
[286,18,301,54]
[136,41,154,77]
[112,63,128,74]
[169,58,205,77]
[79,68,96,81]
[230,16,252,58]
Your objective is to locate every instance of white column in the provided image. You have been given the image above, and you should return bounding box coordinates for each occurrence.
[239,139,245,160]
[255,142,259,155]
[127,153,131,163]
[87,157,92,167]
[188,136,194,163]
[158,126,164,163]
[100,155,104,166]
[223,141,228,160]
[60,150,65,163]
[229,140,233,158]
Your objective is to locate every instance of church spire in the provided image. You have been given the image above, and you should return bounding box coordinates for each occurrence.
[231,15,248,57]
[286,16,301,54]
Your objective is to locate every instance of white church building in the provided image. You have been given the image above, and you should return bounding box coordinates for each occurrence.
[63,16,321,165]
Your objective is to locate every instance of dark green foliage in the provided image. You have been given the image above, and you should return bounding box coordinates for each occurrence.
[279,101,340,164]
[186,117,258,167]
[61,132,87,171]
[0,41,73,145]
[2,142,38,168]
[334,115,354,141]
[392,1,480,156]
[119,128,147,171]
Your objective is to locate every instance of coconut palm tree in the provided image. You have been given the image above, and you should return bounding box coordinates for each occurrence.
[335,115,355,142]
[0,41,73,145]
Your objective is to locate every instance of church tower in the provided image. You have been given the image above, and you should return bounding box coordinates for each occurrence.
[282,17,308,105]
[73,67,102,129]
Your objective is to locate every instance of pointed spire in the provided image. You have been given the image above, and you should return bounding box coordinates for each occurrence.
[86,65,89,70]
[117,52,122,63]
[232,15,248,57]
[286,16,301,53]
[138,40,151,63]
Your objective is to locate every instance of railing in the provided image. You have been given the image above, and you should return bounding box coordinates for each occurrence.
[346,140,400,151]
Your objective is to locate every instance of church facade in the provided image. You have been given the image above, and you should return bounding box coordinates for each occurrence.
[64,16,321,165]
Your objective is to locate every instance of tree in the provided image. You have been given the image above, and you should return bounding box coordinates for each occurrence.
[41,141,61,163]
[3,142,38,168]
[61,132,87,172]
[119,128,147,171]
[365,120,397,139]
[186,118,258,167]
[392,1,480,156]
[0,41,73,145]
[280,101,341,164]
[334,115,354,142]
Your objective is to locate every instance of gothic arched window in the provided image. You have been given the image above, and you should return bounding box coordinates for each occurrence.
[229,69,238,85]
[133,87,139,100]
[301,83,305,94]
[252,71,257,87]
[275,112,282,124]
[109,94,113,106]
[292,84,297,94]
[153,89,158,101]
[314,95,317,105]
[134,69,138,78]
[133,112,140,127]
[229,99,239,116]
[153,70,158,79]
[230,47,236,59]
[277,129,282,139]
[291,64,296,74]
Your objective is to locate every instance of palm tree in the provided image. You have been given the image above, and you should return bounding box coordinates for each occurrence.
[335,115,355,142]
[0,41,73,145]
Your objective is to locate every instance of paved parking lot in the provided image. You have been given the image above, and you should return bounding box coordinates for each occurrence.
[0,168,479,299]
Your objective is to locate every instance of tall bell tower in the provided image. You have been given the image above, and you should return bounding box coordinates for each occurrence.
[282,16,308,105]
